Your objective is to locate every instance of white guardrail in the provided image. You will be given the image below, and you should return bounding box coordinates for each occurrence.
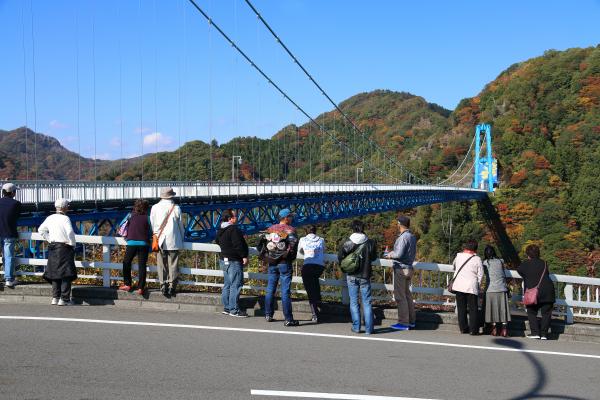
[10,181,485,204]
[2,232,599,324]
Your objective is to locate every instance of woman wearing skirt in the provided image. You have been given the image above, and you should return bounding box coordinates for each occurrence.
[483,245,511,336]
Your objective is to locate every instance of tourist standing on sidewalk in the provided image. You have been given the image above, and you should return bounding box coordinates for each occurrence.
[298,225,326,323]
[150,187,185,297]
[215,209,249,318]
[386,215,417,331]
[518,244,555,340]
[338,220,378,335]
[257,209,299,327]
[119,199,151,295]
[482,245,511,337]
[0,183,21,288]
[451,239,484,335]
[38,198,77,306]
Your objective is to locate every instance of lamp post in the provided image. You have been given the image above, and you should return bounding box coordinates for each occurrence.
[231,156,242,182]
[355,167,363,184]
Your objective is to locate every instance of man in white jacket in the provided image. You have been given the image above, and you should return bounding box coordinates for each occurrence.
[150,187,185,297]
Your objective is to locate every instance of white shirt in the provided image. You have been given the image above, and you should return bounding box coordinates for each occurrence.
[150,199,185,250]
[38,213,77,247]
[451,251,484,295]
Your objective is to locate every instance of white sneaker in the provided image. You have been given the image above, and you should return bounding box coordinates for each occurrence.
[540,336,548,340]
[51,298,59,305]
[526,335,541,339]
[57,299,73,306]
[5,280,15,288]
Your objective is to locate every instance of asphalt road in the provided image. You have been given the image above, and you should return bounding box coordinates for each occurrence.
[0,304,599,400]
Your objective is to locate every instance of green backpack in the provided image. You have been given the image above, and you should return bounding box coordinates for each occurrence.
[340,243,366,274]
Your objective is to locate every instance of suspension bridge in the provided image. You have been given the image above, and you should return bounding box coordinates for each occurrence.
[8,1,503,253]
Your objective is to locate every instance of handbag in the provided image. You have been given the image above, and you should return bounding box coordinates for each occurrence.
[447,255,475,294]
[523,262,547,306]
[117,213,131,237]
[151,205,175,253]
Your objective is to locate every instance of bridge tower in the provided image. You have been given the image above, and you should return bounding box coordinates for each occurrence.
[472,123,497,192]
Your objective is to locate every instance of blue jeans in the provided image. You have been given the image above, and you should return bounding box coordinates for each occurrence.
[220,260,244,313]
[1,237,17,282]
[265,263,293,321]
[347,275,374,334]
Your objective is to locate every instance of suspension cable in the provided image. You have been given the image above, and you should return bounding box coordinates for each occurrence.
[438,134,476,185]
[74,5,81,180]
[29,0,38,181]
[243,0,425,184]
[20,2,29,180]
[138,0,144,182]
[153,0,159,181]
[185,0,395,182]
[118,1,124,177]
[92,9,98,181]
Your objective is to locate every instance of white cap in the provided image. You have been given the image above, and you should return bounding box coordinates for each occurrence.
[2,183,18,193]
[54,198,70,210]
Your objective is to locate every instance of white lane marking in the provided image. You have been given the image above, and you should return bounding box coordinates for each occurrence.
[1,316,599,360]
[250,389,439,399]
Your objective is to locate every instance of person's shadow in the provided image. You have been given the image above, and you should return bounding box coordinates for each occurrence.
[493,338,588,400]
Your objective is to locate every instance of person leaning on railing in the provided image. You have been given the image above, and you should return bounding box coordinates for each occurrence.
[297,225,326,323]
[0,182,21,288]
[38,198,77,306]
[451,239,484,335]
[119,199,151,295]
[482,245,511,337]
[517,244,556,340]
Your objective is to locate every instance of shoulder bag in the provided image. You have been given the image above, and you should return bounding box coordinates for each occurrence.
[523,262,547,306]
[447,255,475,294]
[151,205,175,252]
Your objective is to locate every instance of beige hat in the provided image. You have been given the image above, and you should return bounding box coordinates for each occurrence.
[2,183,18,193]
[160,187,176,199]
[54,198,70,210]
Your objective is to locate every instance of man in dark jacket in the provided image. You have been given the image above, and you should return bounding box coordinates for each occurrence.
[215,209,249,317]
[0,183,21,288]
[338,220,378,334]
[257,208,299,326]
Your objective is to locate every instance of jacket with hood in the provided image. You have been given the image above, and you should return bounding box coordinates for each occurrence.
[257,223,299,265]
[337,233,378,280]
[215,222,249,263]
[298,233,325,266]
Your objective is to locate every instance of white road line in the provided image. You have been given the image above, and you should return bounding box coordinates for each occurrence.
[1,315,599,360]
[250,389,439,399]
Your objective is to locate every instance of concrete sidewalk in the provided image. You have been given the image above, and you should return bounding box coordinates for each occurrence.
[2,282,599,343]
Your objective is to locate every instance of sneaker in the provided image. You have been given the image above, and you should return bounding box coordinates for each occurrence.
[118,285,132,292]
[409,322,416,329]
[57,299,73,306]
[229,311,249,318]
[540,336,548,340]
[284,320,299,327]
[5,280,15,288]
[221,310,230,315]
[265,316,274,322]
[51,298,59,305]
[526,335,541,339]
[351,328,361,334]
[135,288,145,296]
[390,323,410,331]
[311,315,319,323]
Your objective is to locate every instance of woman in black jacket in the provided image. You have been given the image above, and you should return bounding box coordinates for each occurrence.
[517,245,556,340]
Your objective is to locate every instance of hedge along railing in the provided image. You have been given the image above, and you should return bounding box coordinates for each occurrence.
[2,233,600,324]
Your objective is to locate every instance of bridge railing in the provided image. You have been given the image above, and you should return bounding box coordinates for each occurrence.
[2,232,599,324]
[10,180,482,205]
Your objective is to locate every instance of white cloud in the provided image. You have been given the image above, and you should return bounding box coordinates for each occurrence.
[95,153,112,160]
[143,132,173,147]
[49,119,69,130]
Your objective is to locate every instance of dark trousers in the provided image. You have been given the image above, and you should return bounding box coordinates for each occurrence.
[122,245,149,288]
[51,279,72,301]
[456,292,479,333]
[526,302,553,337]
[301,264,324,305]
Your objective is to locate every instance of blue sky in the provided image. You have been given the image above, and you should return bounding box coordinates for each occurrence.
[1,0,599,160]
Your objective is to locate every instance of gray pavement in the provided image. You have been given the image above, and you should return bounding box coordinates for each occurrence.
[0,303,599,400]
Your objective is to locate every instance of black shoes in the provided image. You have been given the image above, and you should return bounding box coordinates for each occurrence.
[265,316,275,322]
[284,320,299,327]
[161,287,170,297]
[168,287,176,297]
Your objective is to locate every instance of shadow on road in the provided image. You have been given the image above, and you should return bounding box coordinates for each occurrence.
[493,338,588,400]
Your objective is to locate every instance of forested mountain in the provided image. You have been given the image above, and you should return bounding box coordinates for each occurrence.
[2,45,599,275]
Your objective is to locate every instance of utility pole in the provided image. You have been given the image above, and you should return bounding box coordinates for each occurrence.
[231,155,242,182]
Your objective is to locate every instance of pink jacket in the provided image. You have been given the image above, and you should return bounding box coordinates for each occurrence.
[451,252,483,295]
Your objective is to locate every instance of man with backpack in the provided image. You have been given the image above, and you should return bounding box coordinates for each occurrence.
[257,208,299,326]
[215,209,249,317]
[338,220,378,335]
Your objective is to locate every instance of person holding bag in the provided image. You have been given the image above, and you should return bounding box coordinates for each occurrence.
[482,245,511,337]
[119,199,151,295]
[450,239,484,335]
[517,244,555,340]
[150,187,185,297]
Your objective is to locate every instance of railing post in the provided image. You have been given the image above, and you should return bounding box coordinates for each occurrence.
[564,283,574,324]
[102,244,111,288]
